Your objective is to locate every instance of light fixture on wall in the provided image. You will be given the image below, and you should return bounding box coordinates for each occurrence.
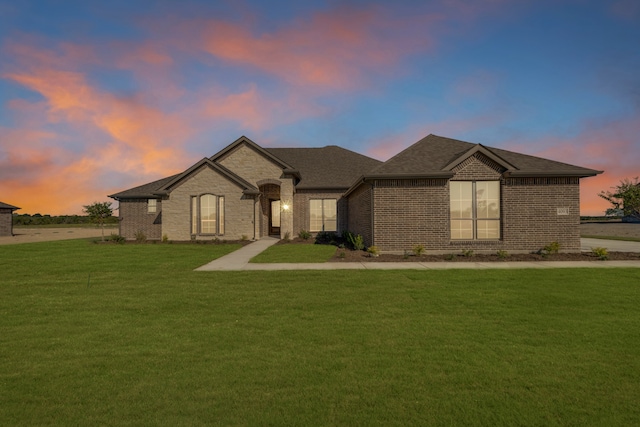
[281,200,291,211]
[282,203,290,211]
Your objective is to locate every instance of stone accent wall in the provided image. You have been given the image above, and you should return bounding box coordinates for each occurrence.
[118,199,162,240]
[0,209,13,236]
[162,166,256,241]
[347,184,374,246]
[218,144,294,238]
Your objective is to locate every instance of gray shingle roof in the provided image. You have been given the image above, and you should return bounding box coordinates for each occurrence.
[370,134,602,177]
[0,201,20,210]
[108,174,180,200]
[266,146,382,189]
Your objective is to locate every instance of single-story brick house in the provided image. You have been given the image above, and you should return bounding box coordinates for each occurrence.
[0,201,20,237]
[109,134,602,253]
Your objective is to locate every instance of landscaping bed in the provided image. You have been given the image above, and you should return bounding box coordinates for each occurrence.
[331,249,640,262]
[277,237,640,262]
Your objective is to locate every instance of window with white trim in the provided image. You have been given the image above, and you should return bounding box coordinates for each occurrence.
[191,194,225,235]
[310,199,337,232]
[450,181,500,240]
[148,199,157,213]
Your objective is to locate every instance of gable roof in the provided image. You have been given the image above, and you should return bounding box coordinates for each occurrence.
[369,134,602,178]
[0,201,20,211]
[266,146,382,189]
[210,135,300,179]
[109,174,181,200]
[157,158,260,195]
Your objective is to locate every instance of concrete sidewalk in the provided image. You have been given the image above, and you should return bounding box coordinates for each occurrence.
[196,237,640,271]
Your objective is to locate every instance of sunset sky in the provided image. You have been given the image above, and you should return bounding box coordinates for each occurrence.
[1,0,638,215]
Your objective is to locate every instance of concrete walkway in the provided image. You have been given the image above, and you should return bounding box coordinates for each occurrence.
[195,237,280,271]
[196,237,640,271]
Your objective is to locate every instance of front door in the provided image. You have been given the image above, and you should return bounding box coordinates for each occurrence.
[269,200,281,236]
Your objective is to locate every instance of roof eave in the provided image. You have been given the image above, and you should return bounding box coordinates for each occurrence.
[504,170,603,178]
[343,172,454,198]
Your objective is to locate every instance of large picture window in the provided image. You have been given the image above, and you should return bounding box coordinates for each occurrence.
[191,194,225,235]
[450,181,500,240]
[310,199,337,232]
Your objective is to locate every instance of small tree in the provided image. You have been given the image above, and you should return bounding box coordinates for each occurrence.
[598,177,640,221]
[83,201,113,241]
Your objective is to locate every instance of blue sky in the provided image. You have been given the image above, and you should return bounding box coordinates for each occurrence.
[1,0,638,214]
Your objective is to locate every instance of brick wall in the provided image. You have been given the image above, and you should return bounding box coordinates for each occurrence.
[0,209,13,236]
[372,179,449,251]
[352,153,583,253]
[293,190,348,236]
[347,184,373,246]
[502,177,581,251]
[118,199,162,240]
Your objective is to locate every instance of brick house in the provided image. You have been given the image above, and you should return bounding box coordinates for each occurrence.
[109,134,602,253]
[0,201,20,237]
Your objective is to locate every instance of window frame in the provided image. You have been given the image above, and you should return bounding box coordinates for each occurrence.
[450,181,501,240]
[147,199,157,214]
[190,193,225,236]
[309,198,337,232]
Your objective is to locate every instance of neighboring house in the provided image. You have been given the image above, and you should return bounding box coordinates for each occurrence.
[0,201,20,237]
[109,134,602,253]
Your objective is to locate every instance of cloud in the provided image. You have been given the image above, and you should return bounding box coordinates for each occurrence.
[198,6,436,89]
[502,114,640,216]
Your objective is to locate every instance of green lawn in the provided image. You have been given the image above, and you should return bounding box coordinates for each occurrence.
[1,240,640,425]
[250,242,336,263]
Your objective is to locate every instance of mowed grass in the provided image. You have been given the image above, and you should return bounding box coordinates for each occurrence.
[250,242,336,263]
[1,240,640,425]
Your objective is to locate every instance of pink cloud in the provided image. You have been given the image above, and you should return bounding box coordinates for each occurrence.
[198,7,436,89]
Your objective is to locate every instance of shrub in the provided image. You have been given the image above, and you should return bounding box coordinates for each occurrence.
[109,233,125,244]
[134,230,147,243]
[541,241,561,256]
[367,246,380,257]
[298,230,312,240]
[315,231,339,245]
[461,249,474,257]
[352,235,365,251]
[241,234,248,241]
[162,234,169,243]
[412,244,425,256]
[444,253,455,261]
[591,247,609,260]
[339,251,346,259]
[342,231,364,250]
[497,250,509,259]
[283,231,291,242]
[403,250,410,260]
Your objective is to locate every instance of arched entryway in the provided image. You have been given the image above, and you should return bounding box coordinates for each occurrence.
[258,182,281,237]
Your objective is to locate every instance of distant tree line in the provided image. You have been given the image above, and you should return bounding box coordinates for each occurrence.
[12,213,119,226]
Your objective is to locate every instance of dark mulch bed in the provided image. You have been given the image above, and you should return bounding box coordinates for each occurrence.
[277,238,640,262]
[331,249,640,263]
